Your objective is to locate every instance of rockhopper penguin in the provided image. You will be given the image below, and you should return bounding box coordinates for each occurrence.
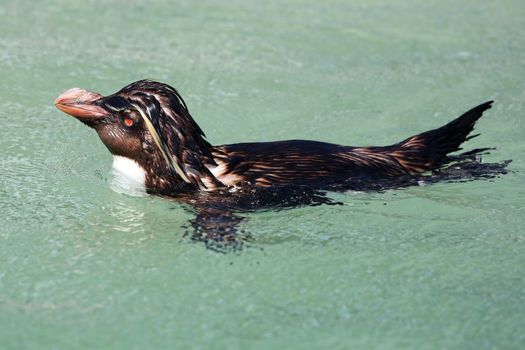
[55,80,501,197]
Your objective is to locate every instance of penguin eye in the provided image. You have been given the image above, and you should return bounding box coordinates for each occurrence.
[123,116,135,127]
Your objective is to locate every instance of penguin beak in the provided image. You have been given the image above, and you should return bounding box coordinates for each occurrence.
[55,88,108,119]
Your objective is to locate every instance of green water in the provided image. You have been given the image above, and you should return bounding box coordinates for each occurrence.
[1,0,524,349]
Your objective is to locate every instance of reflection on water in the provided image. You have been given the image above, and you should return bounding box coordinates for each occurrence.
[108,200,146,233]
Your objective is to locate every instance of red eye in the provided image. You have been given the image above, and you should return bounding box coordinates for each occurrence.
[124,116,134,127]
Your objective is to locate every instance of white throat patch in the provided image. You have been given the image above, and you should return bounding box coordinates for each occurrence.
[110,156,147,196]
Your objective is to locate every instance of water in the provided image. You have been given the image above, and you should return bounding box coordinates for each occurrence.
[1,0,524,349]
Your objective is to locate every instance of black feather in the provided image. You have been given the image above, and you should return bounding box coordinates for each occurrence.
[387,101,494,171]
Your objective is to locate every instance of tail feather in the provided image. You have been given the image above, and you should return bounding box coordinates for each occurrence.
[386,101,494,174]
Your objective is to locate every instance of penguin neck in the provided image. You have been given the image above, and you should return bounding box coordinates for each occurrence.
[110,155,147,196]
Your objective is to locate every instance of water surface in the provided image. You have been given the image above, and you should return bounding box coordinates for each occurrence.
[1,1,524,349]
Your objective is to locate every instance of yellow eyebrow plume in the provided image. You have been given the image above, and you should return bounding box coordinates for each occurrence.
[131,103,191,184]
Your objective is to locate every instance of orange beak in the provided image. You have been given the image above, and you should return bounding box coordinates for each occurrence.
[55,88,108,119]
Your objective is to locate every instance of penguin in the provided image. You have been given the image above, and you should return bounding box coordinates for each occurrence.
[56,80,502,197]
